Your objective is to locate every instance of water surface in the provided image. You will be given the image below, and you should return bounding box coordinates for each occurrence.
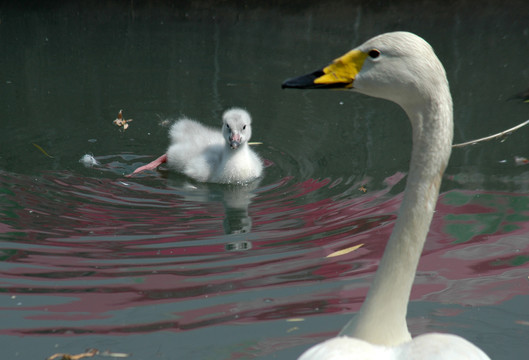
[1,2,529,359]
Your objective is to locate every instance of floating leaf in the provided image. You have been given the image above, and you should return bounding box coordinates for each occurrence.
[113,109,133,130]
[326,243,364,258]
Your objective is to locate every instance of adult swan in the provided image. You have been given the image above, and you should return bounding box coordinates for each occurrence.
[282,32,490,360]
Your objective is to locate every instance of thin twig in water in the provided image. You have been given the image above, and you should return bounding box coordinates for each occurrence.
[33,143,54,158]
[452,119,529,148]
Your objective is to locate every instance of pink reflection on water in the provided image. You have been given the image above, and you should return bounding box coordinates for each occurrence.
[0,170,528,338]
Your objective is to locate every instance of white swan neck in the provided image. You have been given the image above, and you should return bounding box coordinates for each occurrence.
[339,92,453,345]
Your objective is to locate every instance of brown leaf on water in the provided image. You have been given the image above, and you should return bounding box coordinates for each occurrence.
[358,185,367,193]
[113,110,133,130]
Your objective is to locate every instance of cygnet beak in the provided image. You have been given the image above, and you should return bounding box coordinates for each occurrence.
[229,133,241,149]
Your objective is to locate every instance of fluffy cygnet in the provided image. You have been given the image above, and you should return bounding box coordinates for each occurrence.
[129,108,263,184]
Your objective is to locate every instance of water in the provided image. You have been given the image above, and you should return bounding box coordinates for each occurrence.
[1,2,529,359]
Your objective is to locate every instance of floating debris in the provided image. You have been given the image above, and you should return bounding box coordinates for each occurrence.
[46,349,131,360]
[98,350,132,358]
[158,118,172,127]
[326,243,364,258]
[113,110,133,130]
[452,119,529,148]
[358,185,367,193]
[79,154,100,168]
[47,348,97,360]
[33,143,54,158]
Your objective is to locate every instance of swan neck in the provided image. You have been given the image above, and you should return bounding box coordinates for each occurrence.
[340,90,453,345]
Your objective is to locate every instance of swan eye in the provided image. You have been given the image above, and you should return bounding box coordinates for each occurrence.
[226,124,230,129]
[368,49,380,59]
[243,125,246,130]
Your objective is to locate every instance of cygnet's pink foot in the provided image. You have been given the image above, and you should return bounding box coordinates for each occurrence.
[127,154,167,177]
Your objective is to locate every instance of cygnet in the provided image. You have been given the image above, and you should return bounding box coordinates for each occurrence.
[129,108,263,184]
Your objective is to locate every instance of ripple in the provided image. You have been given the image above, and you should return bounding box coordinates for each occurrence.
[1,165,528,341]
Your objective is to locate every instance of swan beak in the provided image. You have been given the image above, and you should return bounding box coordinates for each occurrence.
[282,49,368,89]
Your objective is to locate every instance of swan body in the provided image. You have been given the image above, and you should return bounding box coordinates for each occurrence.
[130,108,263,184]
[299,334,489,360]
[283,32,490,359]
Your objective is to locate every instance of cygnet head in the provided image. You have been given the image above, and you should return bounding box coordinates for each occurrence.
[222,108,252,150]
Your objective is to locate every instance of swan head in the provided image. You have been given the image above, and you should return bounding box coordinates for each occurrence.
[282,32,449,112]
[222,108,252,150]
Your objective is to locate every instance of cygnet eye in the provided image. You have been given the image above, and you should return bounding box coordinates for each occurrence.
[226,124,230,129]
[368,49,380,59]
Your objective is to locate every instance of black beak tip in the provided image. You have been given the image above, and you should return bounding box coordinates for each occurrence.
[282,69,351,90]
[282,69,325,90]
[281,77,302,89]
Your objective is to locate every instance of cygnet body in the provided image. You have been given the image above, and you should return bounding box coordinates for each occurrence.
[130,108,263,184]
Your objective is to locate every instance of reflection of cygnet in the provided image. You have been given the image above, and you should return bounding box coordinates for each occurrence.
[129,108,263,184]
[181,179,259,235]
[220,180,260,234]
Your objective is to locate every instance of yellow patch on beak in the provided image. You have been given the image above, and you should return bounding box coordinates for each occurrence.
[314,49,368,88]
